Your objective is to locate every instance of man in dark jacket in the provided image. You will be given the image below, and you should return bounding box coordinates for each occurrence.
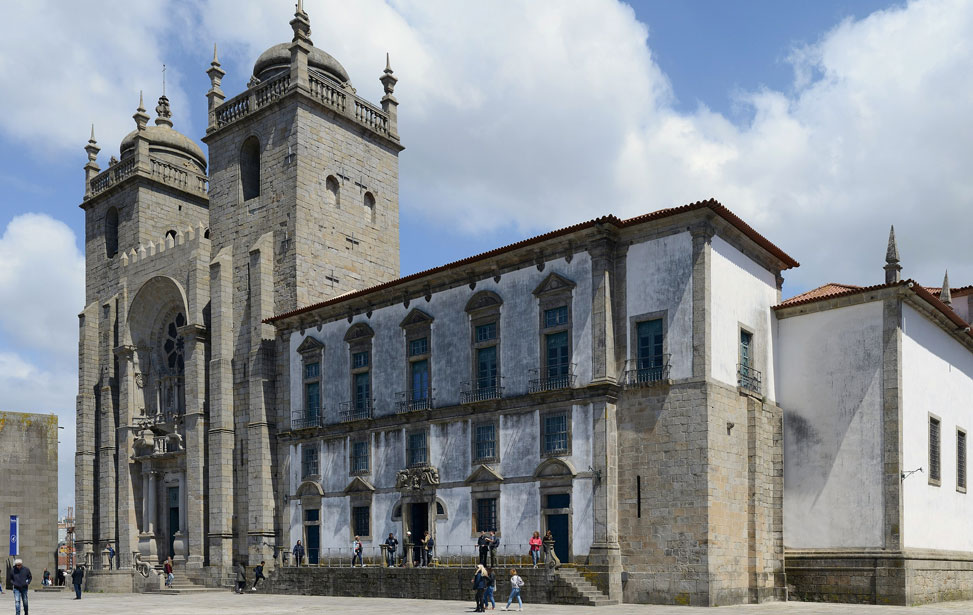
[477,531,490,566]
[7,559,31,615]
[383,533,398,567]
[251,560,265,591]
[292,540,305,566]
[71,565,85,599]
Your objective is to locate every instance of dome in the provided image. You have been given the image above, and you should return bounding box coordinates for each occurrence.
[120,125,206,172]
[253,42,350,84]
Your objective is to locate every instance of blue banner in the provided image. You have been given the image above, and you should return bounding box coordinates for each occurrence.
[9,515,18,556]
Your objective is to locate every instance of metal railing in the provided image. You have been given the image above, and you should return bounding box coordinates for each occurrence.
[461,383,503,404]
[339,399,372,422]
[738,364,762,395]
[623,355,671,386]
[528,367,576,393]
[281,542,555,569]
[291,407,324,430]
[394,390,434,413]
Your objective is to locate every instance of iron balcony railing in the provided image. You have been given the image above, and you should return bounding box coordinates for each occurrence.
[339,399,372,422]
[528,366,576,393]
[623,355,671,386]
[738,364,762,395]
[291,407,324,430]
[394,390,434,413]
[461,382,503,404]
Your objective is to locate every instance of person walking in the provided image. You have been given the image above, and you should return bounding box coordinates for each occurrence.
[71,565,85,600]
[351,536,363,567]
[488,531,500,568]
[502,568,524,611]
[477,531,490,566]
[484,567,497,610]
[6,558,32,615]
[471,564,488,612]
[107,543,116,570]
[251,560,266,591]
[235,562,247,594]
[383,533,398,567]
[293,540,305,566]
[164,556,174,588]
[41,569,50,587]
[528,531,542,568]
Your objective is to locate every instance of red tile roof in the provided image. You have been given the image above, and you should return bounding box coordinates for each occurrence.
[923,284,973,298]
[267,198,798,324]
[777,283,864,307]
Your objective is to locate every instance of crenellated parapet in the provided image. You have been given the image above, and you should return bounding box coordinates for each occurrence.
[120,222,210,269]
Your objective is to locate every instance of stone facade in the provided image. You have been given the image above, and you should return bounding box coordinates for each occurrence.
[0,411,58,579]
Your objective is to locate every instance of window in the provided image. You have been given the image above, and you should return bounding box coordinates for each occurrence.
[476,346,498,390]
[407,431,428,467]
[476,323,497,342]
[304,362,320,379]
[363,191,376,224]
[476,498,497,532]
[474,423,497,462]
[326,175,340,209]
[240,136,260,201]
[959,429,967,492]
[411,360,429,402]
[304,382,320,420]
[408,337,428,357]
[302,445,319,478]
[545,331,570,379]
[352,505,370,537]
[740,330,753,371]
[543,413,569,455]
[545,493,570,509]
[352,351,370,369]
[297,337,324,428]
[929,415,942,485]
[105,207,119,258]
[544,306,568,328]
[351,440,369,474]
[636,319,664,372]
[354,372,370,413]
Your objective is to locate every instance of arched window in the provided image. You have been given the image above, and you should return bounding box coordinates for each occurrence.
[105,207,119,258]
[165,229,177,245]
[363,191,376,224]
[326,175,340,209]
[240,136,261,201]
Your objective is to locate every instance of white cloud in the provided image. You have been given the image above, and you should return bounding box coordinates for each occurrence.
[0,214,84,514]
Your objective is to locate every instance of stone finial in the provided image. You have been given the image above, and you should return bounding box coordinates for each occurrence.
[380,52,398,97]
[155,94,173,128]
[133,91,150,131]
[290,0,312,44]
[207,43,225,87]
[85,124,100,162]
[940,270,952,305]
[884,225,902,284]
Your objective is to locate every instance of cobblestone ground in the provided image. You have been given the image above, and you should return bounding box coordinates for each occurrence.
[9,591,973,615]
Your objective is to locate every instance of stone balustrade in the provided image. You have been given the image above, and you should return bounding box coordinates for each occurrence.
[88,155,207,199]
[89,157,136,197]
[214,70,390,138]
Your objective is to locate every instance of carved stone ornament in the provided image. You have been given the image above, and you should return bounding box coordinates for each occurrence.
[395,466,440,492]
[134,373,145,388]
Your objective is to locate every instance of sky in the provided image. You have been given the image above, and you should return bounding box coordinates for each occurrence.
[2,0,972,514]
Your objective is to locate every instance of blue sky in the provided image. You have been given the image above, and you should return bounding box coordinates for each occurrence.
[2,0,971,513]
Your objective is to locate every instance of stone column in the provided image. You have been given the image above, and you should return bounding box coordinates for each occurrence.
[114,345,139,569]
[97,299,117,569]
[75,303,99,566]
[247,235,277,564]
[882,296,904,550]
[690,223,715,379]
[179,323,208,568]
[588,398,622,601]
[589,232,617,385]
[208,249,235,569]
[139,469,159,565]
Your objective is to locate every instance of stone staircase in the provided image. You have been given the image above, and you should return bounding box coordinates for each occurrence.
[145,563,225,594]
[553,567,617,606]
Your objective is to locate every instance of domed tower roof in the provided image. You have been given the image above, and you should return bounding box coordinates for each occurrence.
[252,43,350,84]
[120,94,206,172]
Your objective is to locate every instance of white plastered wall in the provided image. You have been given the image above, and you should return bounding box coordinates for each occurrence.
[710,236,780,401]
[901,303,973,551]
[779,300,885,548]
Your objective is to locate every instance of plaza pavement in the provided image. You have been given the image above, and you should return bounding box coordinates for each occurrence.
[7,592,973,614]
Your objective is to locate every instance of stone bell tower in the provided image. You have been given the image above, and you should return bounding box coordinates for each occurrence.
[201,1,403,566]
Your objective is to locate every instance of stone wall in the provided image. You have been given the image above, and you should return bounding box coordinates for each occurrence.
[0,412,58,581]
[261,566,596,605]
[786,550,973,605]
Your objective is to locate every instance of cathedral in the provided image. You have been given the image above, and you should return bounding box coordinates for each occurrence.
[75,3,973,606]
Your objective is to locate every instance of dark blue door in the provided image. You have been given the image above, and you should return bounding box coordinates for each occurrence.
[547,514,569,563]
